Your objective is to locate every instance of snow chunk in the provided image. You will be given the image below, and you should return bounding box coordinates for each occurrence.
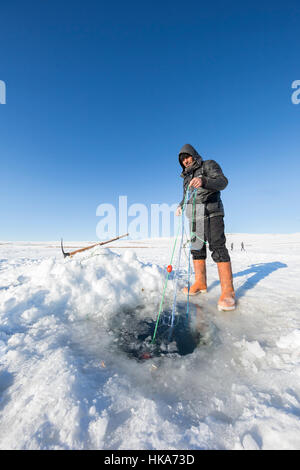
[277,330,300,350]
[234,339,266,359]
[242,433,260,450]
[233,339,266,372]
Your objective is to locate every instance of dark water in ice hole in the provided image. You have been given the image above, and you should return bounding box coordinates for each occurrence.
[108,302,211,361]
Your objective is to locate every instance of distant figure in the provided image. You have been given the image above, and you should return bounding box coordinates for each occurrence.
[241,242,245,251]
[231,243,234,251]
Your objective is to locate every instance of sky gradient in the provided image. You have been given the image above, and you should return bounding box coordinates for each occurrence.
[1,0,300,240]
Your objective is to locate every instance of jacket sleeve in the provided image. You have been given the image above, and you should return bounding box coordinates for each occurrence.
[201,160,228,191]
[178,180,187,208]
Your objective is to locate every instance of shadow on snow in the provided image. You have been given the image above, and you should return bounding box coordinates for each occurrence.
[208,261,287,299]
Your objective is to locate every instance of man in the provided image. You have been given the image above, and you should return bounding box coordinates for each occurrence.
[176,144,235,311]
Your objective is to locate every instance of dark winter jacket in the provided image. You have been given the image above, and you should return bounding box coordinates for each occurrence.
[178,144,228,218]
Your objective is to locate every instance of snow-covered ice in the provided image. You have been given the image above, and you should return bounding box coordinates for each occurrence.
[0,234,300,450]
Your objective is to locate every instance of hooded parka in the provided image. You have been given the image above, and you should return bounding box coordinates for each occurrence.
[178,143,228,218]
[178,144,230,263]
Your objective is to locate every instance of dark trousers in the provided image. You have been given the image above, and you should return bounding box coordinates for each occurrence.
[191,215,230,263]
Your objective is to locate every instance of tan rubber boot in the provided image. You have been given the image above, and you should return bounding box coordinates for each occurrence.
[183,259,207,296]
[217,262,236,311]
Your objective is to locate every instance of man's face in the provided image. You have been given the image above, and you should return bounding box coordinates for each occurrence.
[182,155,194,168]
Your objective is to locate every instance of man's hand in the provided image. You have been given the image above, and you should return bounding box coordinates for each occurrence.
[189,177,203,189]
[176,206,182,216]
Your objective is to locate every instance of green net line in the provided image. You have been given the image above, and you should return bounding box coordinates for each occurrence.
[151,187,198,343]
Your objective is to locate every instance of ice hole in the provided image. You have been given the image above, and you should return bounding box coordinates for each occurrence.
[108,302,215,361]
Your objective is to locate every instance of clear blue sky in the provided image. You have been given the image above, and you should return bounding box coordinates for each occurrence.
[1,0,300,240]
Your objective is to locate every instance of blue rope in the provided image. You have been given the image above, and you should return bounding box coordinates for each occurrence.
[170,191,186,326]
[171,189,197,326]
[186,229,192,321]
[151,187,192,343]
[185,190,197,321]
[152,188,198,342]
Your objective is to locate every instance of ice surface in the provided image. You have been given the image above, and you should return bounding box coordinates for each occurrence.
[0,234,300,450]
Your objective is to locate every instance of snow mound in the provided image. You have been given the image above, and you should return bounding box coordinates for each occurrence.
[1,235,300,450]
[0,248,166,449]
[0,248,163,332]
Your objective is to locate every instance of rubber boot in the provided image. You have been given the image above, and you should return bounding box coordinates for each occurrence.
[217,262,236,311]
[183,259,207,296]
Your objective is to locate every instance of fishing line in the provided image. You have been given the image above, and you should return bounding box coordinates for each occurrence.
[152,188,201,343]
